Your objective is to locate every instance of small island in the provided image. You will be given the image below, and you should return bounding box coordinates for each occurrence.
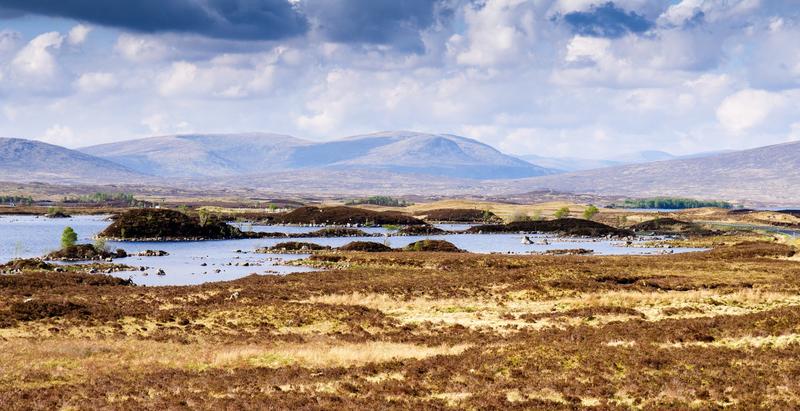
[98,209,248,241]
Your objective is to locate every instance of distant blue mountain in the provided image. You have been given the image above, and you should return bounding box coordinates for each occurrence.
[0,137,146,183]
[80,131,557,180]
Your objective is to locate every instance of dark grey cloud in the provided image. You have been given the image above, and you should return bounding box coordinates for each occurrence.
[0,7,25,18]
[304,0,443,53]
[562,2,653,38]
[0,0,309,40]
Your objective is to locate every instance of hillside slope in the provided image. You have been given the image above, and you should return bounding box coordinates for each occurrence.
[502,141,800,203]
[80,133,307,177]
[0,138,146,183]
[81,131,556,180]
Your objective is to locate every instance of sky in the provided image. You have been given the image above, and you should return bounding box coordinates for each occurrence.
[0,0,798,159]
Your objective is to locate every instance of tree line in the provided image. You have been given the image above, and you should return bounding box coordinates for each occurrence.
[609,197,733,209]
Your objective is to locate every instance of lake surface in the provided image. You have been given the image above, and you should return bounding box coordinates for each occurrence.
[0,215,704,286]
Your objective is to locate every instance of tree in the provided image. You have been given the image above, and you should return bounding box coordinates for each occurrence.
[554,206,571,219]
[198,208,211,227]
[509,210,529,222]
[61,226,78,249]
[583,205,599,220]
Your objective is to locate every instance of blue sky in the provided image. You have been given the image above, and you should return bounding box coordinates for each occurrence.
[0,0,798,159]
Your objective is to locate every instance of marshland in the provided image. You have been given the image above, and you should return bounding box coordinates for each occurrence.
[2,197,800,409]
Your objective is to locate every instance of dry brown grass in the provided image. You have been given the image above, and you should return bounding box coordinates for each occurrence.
[351,199,597,222]
[4,241,800,408]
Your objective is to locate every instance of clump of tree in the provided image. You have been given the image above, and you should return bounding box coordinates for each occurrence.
[583,205,599,220]
[609,197,732,210]
[554,207,571,219]
[0,195,33,205]
[509,211,530,222]
[345,196,411,207]
[62,192,147,207]
[61,227,78,249]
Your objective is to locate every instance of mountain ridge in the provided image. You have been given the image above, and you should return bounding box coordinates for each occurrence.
[0,137,148,183]
[500,140,800,203]
[80,131,556,180]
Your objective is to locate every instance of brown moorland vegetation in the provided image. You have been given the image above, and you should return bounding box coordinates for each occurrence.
[468,218,633,237]
[278,206,425,226]
[99,209,245,240]
[1,241,800,408]
[415,208,501,223]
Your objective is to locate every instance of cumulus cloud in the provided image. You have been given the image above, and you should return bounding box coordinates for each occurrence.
[0,0,308,41]
[67,24,91,45]
[114,33,169,62]
[157,54,280,98]
[74,72,117,93]
[1,0,799,157]
[448,0,539,67]
[0,30,20,53]
[659,0,761,27]
[716,89,786,133]
[11,31,64,78]
[40,124,78,146]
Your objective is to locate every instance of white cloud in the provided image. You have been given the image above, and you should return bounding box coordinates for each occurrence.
[40,124,78,147]
[565,36,610,64]
[115,34,168,62]
[141,113,189,135]
[450,0,537,67]
[0,30,20,53]
[158,57,278,99]
[659,0,761,26]
[716,89,786,133]
[75,72,118,93]
[158,61,198,96]
[2,1,800,157]
[67,24,91,46]
[11,32,64,78]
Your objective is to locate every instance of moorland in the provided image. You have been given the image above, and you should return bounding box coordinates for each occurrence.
[2,196,800,408]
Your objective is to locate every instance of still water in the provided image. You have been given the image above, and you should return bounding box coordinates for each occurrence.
[0,215,704,286]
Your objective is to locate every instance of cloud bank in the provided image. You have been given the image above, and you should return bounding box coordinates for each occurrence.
[0,0,798,159]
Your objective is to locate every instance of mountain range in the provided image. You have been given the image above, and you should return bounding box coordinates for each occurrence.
[79,131,554,180]
[503,140,800,204]
[2,131,800,204]
[518,150,731,172]
[0,137,146,183]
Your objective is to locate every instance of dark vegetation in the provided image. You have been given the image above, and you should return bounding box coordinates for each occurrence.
[403,240,463,252]
[0,195,33,205]
[630,217,715,235]
[62,192,149,207]
[291,227,370,238]
[278,206,425,226]
[45,207,71,218]
[259,242,331,253]
[0,258,53,273]
[98,209,246,240]
[338,241,393,252]
[345,196,411,207]
[45,244,127,261]
[468,218,633,237]
[417,208,500,223]
[543,248,593,255]
[396,225,448,236]
[609,197,733,209]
